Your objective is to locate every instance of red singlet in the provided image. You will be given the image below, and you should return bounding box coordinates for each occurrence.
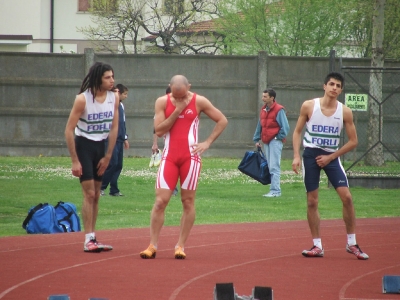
[156,93,201,190]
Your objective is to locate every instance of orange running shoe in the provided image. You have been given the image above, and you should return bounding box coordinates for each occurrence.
[174,246,186,259]
[140,244,157,259]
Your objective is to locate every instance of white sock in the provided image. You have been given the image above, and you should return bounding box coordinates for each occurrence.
[313,238,322,249]
[347,234,356,246]
[85,232,95,244]
[175,245,184,251]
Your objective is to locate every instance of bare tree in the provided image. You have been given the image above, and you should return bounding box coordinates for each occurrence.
[77,0,146,54]
[138,0,220,54]
[78,0,221,54]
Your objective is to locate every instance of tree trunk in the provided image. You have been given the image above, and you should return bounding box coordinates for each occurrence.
[365,0,385,166]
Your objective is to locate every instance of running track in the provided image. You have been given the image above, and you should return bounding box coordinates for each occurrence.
[0,218,399,300]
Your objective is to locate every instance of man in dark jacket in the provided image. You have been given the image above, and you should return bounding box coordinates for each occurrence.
[101,84,129,196]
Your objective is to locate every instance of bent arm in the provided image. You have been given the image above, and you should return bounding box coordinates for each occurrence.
[291,100,311,173]
[329,105,358,160]
[253,119,261,143]
[154,96,182,137]
[65,94,85,164]
[292,101,311,159]
[276,109,290,139]
[105,92,120,159]
[193,96,228,153]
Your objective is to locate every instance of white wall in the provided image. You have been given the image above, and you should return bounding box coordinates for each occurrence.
[0,0,93,53]
[1,0,44,37]
[53,0,93,40]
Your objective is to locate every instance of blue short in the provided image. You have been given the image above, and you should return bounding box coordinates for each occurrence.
[302,147,349,192]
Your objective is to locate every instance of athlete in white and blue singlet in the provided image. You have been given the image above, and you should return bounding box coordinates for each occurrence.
[292,72,369,260]
[65,62,119,253]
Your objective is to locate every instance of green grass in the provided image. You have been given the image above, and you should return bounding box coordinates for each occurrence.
[0,156,399,237]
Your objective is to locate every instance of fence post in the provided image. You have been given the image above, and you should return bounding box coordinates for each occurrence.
[257,51,268,117]
[329,49,336,72]
[84,48,95,76]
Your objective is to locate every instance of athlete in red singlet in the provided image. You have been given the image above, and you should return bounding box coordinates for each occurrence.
[156,92,200,191]
[140,75,228,259]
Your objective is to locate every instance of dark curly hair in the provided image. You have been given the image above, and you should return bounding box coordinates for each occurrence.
[79,62,114,100]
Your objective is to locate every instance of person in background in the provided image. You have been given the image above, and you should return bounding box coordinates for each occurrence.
[101,84,130,197]
[65,62,118,252]
[253,89,290,197]
[292,72,369,260]
[140,75,228,259]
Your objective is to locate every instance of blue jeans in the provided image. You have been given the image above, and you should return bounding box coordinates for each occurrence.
[263,139,283,194]
[101,141,124,194]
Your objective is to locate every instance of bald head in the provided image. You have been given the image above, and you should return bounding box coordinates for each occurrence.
[170,75,189,87]
[169,75,191,100]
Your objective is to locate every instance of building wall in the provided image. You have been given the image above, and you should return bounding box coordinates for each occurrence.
[0,0,93,53]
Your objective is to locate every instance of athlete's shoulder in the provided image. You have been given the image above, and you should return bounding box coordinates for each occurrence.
[155,94,168,111]
[157,94,168,101]
[301,99,315,109]
[342,103,353,116]
[194,93,210,104]
[75,93,87,104]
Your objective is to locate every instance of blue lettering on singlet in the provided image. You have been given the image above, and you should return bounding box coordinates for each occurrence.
[87,123,112,132]
[311,125,339,134]
[87,111,113,120]
[311,137,338,146]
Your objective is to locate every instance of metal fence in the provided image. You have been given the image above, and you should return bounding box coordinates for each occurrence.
[339,67,400,188]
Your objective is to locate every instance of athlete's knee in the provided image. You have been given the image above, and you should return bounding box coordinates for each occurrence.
[341,194,353,208]
[153,197,169,211]
[83,189,97,203]
[306,193,319,209]
[181,197,195,211]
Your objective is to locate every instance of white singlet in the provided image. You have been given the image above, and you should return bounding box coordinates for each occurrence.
[75,89,116,141]
[303,98,343,152]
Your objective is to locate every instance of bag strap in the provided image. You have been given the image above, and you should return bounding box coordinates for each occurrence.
[55,201,69,215]
[55,201,76,232]
[257,146,266,159]
[22,203,46,229]
[54,201,64,209]
[57,213,76,232]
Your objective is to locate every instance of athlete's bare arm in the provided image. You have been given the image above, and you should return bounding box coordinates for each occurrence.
[315,104,358,168]
[65,94,86,177]
[191,95,228,155]
[292,99,313,174]
[330,105,358,159]
[154,94,188,137]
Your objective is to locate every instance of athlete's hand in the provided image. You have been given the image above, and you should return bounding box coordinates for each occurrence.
[191,141,210,156]
[174,98,189,113]
[97,156,110,176]
[292,157,301,174]
[71,161,82,177]
[315,155,332,168]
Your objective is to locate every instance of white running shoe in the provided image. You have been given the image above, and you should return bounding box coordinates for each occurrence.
[153,150,162,167]
[149,153,155,168]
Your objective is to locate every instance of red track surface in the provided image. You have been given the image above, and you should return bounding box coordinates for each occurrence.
[1,218,399,300]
